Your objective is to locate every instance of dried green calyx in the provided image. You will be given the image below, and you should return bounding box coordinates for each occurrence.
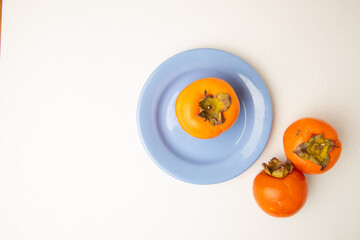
[198,90,231,126]
[263,158,294,178]
[293,134,334,171]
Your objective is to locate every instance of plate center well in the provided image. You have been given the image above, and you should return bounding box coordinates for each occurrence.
[156,68,254,165]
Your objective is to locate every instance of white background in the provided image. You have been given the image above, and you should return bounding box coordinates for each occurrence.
[1,0,360,239]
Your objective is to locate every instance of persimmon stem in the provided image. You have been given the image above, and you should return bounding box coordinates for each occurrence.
[198,90,231,126]
[263,158,293,178]
[293,134,334,171]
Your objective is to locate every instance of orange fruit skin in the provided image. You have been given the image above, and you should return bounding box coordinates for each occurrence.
[253,169,308,218]
[283,118,342,174]
[175,77,240,139]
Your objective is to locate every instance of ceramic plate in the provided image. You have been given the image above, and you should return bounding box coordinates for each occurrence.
[137,48,272,184]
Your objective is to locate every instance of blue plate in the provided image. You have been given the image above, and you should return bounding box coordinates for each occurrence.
[137,48,272,184]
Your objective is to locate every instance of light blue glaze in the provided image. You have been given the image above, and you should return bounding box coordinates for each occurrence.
[137,48,273,184]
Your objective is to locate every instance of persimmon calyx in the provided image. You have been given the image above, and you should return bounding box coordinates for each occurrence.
[198,90,231,126]
[293,134,334,171]
[262,158,294,178]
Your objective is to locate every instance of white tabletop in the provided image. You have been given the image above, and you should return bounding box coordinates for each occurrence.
[1,0,360,239]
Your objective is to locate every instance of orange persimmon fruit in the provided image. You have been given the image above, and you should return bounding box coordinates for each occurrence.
[253,158,308,217]
[175,77,240,139]
[283,118,342,174]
